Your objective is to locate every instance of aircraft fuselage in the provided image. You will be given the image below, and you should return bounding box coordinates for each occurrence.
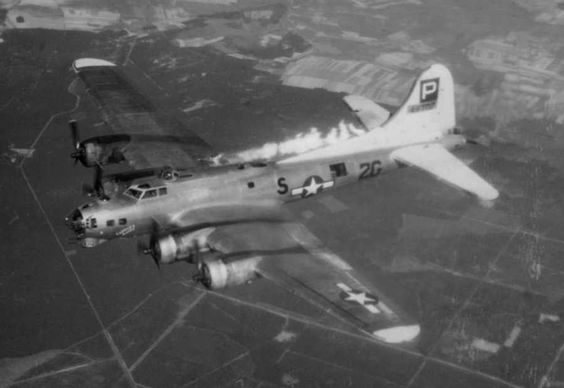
[66,132,465,247]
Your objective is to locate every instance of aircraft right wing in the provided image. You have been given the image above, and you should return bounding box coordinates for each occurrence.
[72,58,215,170]
[343,95,390,130]
[391,143,499,201]
[205,221,420,344]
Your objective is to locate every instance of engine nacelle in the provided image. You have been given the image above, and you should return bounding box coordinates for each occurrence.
[75,135,130,167]
[199,257,262,290]
[151,228,215,264]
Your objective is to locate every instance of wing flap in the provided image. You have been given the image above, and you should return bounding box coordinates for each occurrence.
[343,95,390,130]
[392,143,499,201]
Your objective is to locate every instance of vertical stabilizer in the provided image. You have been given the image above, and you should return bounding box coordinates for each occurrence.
[382,64,455,135]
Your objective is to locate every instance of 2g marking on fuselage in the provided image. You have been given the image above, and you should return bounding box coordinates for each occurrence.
[359,160,382,180]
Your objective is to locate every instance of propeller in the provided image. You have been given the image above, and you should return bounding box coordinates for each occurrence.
[137,220,162,270]
[190,234,218,286]
[190,238,206,285]
[69,120,84,165]
[93,164,104,196]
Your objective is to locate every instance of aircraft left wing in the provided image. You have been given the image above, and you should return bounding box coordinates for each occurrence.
[205,222,420,344]
[72,58,214,170]
[391,143,499,201]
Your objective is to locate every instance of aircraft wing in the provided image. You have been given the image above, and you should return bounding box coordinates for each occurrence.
[72,58,214,170]
[391,143,499,201]
[343,95,390,130]
[205,221,420,344]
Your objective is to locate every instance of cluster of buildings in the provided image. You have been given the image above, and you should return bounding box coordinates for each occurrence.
[4,5,120,31]
[512,0,564,25]
[466,33,563,80]
[464,33,564,123]
[2,1,281,33]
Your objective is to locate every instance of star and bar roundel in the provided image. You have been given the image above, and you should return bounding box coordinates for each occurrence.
[291,175,334,198]
[337,283,382,314]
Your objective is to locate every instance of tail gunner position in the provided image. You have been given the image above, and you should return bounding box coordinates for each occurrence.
[65,58,499,345]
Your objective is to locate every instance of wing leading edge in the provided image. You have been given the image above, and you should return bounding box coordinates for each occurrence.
[391,143,499,201]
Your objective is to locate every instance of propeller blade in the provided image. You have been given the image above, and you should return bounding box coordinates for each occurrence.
[152,254,161,270]
[69,120,86,166]
[136,238,160,270]
[136,239,149,255]
[93,164,105,198]
[69,120,79,150]
[146,220,161,270]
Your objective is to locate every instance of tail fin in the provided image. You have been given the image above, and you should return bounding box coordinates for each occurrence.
[382,64,455,134]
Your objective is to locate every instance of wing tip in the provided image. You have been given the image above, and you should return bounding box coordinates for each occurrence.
[478,187,500,203]
[73,58,116,73]
[372,324,420,344]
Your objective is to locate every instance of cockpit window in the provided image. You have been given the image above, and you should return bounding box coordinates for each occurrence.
[125,184,167,200]
[143,189,157,199]
[125,188,142,199]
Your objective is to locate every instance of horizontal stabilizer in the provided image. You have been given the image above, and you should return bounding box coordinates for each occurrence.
[392,144,499,201]
[343,95,390,130]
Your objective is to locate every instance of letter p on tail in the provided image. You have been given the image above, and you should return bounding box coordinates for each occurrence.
[383,64,455,135]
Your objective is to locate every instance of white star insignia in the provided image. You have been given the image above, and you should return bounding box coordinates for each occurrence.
[337,282,381,314]
[291,176,334,197]
[344,291,376,305]
[302,178,323,196]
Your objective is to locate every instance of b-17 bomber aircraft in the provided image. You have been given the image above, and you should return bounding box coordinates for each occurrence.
[65,58,499,345]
